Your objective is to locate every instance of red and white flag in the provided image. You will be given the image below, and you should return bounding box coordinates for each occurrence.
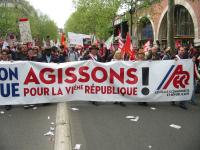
[105,35,114,50]
[143,40,150,52]
[118,31,124,51]
[91,34,99,46]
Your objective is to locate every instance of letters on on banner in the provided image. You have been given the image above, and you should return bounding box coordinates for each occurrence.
[0,60,193,105]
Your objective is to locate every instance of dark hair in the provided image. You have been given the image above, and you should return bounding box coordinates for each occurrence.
[6,46,10,50]
[100,43,104,48]
[156,40,160,46]
[60,45,64,49]
[1,50,8,55]
[45,48,52,52]
[52,46,58,51]
[89,45,99,51]
[28,48,33,51]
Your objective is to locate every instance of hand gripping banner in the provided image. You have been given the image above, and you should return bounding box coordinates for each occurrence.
[0,60,193,105]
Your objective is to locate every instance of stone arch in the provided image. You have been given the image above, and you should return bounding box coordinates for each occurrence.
[156,0,199,45]
[135,15,156,46]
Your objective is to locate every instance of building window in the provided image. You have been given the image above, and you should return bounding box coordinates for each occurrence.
[174,5,194,37]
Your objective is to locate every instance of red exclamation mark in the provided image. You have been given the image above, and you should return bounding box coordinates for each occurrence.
[141,67,150,95]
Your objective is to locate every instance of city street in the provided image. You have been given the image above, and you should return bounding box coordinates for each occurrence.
[0,104,57,150]
[0,97,199,150]
[1,0,200,150]
[69,97,200,150]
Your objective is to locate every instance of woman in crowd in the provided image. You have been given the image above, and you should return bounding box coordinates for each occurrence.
[112,50,126,107]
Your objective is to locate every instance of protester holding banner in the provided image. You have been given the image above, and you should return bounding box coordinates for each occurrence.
[67,47,79,62]
[98,43,107,62]
[40,47,58,63]
[16,44,28,61]
[146,46,160,60]
[162,47,173,60]
[194,56,200,93]
[112,50,126,107]
[1,50,9,61]
[27,48,39,61]
[33,46,42,60]
[84,45,101,106]
[112,50,123,61]
[135,49,149,106]
[87,45,101,61]
[174,47,189,109]
[1,50,13,110]
[189,47,200,105]
[135,49,145,61]
[57,45,67,63]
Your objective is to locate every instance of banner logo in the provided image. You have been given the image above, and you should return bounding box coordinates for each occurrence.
[155,65,190,97]
[157,65,190,90]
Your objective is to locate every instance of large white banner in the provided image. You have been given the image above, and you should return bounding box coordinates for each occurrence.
[68,32,91,46]
[0,60,193,105]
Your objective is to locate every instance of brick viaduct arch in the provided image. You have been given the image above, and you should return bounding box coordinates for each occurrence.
[156,0,199,46]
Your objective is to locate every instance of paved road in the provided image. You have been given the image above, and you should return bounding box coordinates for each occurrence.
[0,104,57,150]
[69,98,200,150]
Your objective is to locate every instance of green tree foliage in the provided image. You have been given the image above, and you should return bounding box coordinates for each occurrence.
[32,14,58,41]
[64,0,121,39]
[0,0,58,41]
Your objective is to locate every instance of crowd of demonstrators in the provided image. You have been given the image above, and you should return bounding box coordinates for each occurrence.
[0,36,200,110]
[146,45,200,109]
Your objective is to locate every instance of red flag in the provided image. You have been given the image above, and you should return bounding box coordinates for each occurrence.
[61,33,67,50]
[143,40,150,52]
[110,43,114,51]
[122,33,135,60]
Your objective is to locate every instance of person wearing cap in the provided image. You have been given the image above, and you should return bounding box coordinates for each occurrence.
[86,45,100,106]
[87,45,100,61]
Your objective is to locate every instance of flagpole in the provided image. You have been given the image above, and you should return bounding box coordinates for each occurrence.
[120,15,123,40]
[112,16,115,43]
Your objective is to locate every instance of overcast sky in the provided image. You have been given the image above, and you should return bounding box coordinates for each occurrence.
[26,0,75,28]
